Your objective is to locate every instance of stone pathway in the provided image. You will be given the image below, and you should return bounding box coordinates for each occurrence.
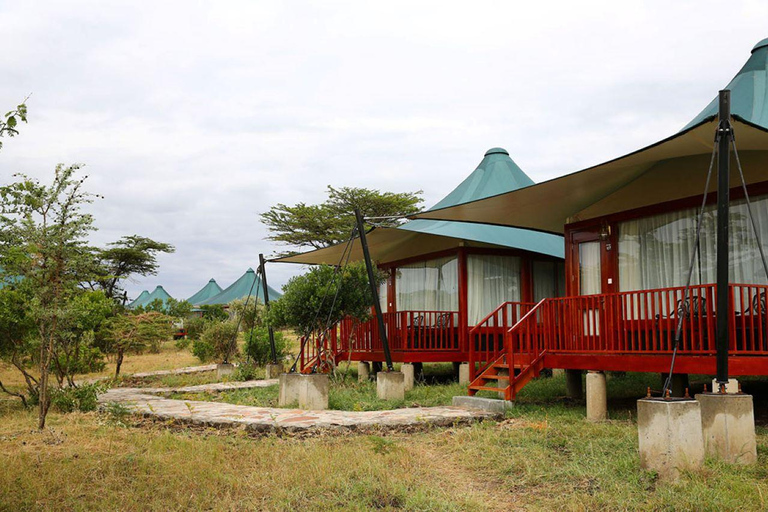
[99,380,497,433]
[130,364,218,378]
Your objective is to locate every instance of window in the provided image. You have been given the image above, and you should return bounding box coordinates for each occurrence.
[618,194,768,291]
[533,260,566,301]
[395,256,458,312]
[467,254,521,324]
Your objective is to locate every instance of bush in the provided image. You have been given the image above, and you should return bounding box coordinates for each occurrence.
[50,382,105,413]
[174,337,190,350]
[194,320,239,363]
[244,327,288,366]
[200,304,228,322]
[185,316,208,341]
[235,362,260,381]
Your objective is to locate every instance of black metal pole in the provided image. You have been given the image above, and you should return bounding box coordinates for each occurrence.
[716,89,731,389]
[354,208,394,371]
[259,253,278,365]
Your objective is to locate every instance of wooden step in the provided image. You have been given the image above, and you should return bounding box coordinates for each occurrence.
[469,386,507,392]
[482,374,510,380]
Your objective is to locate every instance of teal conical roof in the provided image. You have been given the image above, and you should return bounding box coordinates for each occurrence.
[398,148,564,259]
[197,268,283,306]
[684,38,768,130]
[127,290,151,309]
[187,278,223,305]
[141,285,173,309]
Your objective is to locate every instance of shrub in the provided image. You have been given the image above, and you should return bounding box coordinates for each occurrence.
[244,326,288,366]
[235,362,260,381]
[200,304,228,322]
[185,316,208,341]
[174,337,191,350]
[195,320,239,363]
[50,382,105,413]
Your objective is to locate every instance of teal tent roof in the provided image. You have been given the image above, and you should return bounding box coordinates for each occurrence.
[187,278,223,305]
[132,285,173,309]
[684,39,768,130]
[197,268,283,306]
[127,290,151,309]
[397,148,563,259]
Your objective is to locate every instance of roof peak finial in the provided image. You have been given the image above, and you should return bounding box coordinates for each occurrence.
[484,147,509,156]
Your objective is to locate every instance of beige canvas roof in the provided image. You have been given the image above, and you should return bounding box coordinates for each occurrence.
[413,117,768,234]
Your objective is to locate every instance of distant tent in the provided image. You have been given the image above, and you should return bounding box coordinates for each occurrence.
[187,278,224,306]
[197,268,282,306]
[128,290,151,309]
[130,285,173,309]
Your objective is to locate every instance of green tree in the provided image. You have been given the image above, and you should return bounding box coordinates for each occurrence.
[193,320,239,363]
[200,304,228,322]
[102,312,172,377]
[0,164,98,429]
[0,99,29,151]
[91,235,174,301]
[228,298,263,332]
[261,185,423,254]
[269,262,384,335]
[244,327,287,366]
[0,284,36,407]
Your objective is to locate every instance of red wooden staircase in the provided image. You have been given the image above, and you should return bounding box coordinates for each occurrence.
[468,299,547,400]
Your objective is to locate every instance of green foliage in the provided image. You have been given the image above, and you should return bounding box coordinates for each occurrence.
[244,327,287,366]
[234,362,261,381]
[50,382,105,413]
[270,262,384,334]
[0,99,29,151]
[165,298,192,318]
[92,235,174,301]
[228,298,263,332]
[184,316,208,341]
[261,185,423,254]
[200,304,228,322]
[174,337,191,350]
[102,312,173,376]
[194,320,239,363]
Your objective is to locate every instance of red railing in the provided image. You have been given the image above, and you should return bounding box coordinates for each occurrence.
[468,301,535,381]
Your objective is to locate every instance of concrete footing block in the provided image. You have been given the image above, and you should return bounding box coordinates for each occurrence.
[711,378,739,394]
[696,393,757,464]
[637,398,704,481]
[265,363,284,380]
[217,363,235,379]
[586,371,607,422]
[357,362,370,382]
[401,363,415,391]
[496,368,509,399]
[458,363,470,385]
[452,395,513,415]
[278,373,303,406]
[299,374,329,410]
[377,371,405,400]
[565,369,583,399]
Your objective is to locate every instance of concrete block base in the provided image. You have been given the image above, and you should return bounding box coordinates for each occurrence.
[565,369,583,400]
[586,371,607,422]
[401,363,415,391]
[299,374,329,410]
[265,363,284,380]
[711,378,739,394]
[278,373,303,406]
[637,398,704,481]
[357,362,370,382]
[217,363,236,379]
[377,371,405,400]
[696,393,757,464]
[496,368,509,399]
[452,395,513,415]
[458,363,470,385]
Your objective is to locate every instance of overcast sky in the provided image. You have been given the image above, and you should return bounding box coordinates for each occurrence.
[1,1,767,300]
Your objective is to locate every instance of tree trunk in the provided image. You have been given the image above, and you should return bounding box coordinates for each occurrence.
[38,332,52,430]
[115,350,124,378]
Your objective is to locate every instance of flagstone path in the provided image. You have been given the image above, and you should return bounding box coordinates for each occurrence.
[130,364,218,378]
[99,380,497,433]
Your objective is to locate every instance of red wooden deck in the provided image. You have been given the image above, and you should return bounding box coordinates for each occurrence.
[298,283,768,395]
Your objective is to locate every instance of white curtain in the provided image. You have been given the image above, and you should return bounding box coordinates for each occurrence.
[395,256,458,312]
[579,242,602,295]
[533,261,566,301]
[378,281,388,313]
[618,194,768,292]
[467,255,521,324]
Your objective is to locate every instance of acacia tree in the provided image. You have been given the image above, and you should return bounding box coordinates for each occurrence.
[0,164,97,429]
[261,185,423,254]
[0,99,29,151]
[102,312,172,377]
[0,284,36,407]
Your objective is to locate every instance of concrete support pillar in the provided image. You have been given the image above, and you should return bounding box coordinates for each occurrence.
[637,398,705,481]
[565,369,583,400]
[586,371,607,422]
[401,363,415,391]
[278,373,303,406]
[265,363,284,380]
[376,371,405,400]
[696,393,757,464]
[661,373,689,397]
[452,362,461,382]
[711,378,739,394]
[217,363,235,379]
[496,368,509,399]
[458,363,470,385]
[357,361,370,383]
[298,374,330,410]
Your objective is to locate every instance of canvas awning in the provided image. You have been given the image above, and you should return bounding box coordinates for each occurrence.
[414,39,768,233]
